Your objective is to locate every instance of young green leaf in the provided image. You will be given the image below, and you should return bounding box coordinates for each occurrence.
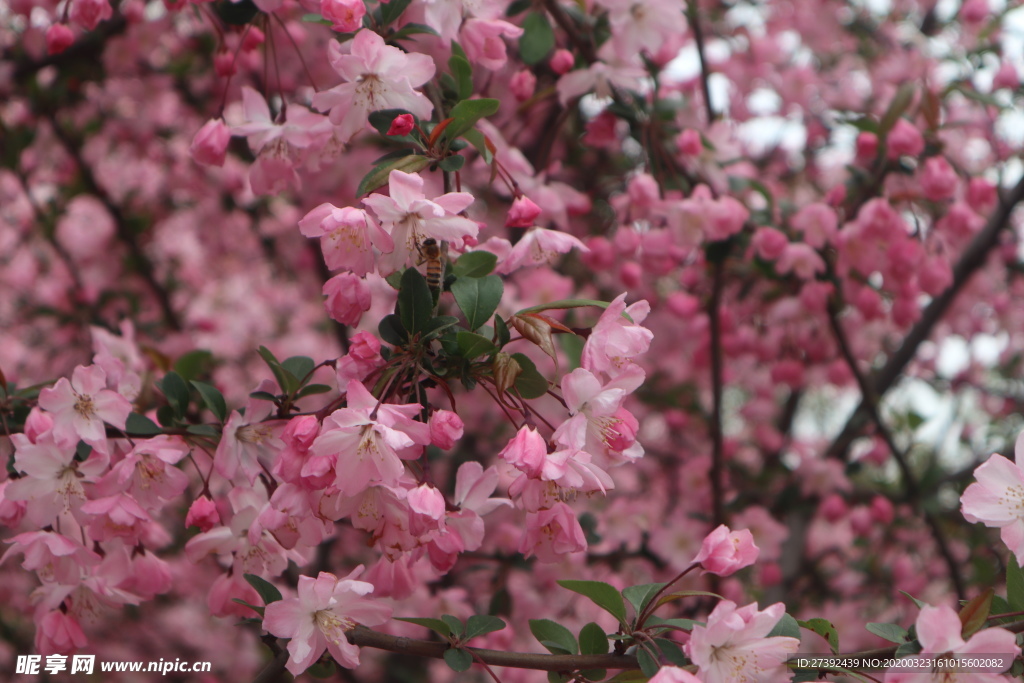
[357,155,431,196]
[453,251,498,278]
[519,12,555,65]
[959,588,994,638]
[444,98,501,142]
[379,314,408,346]
[622,582,666,616]
[798,618,839,654]
[767,612,801,640]
[190,381,227,422]
[125,412,162,436]
[865,622,908,644]
[281,356,315,387]
[510,353,549,399]
[157,371,190,417]
[578,622,609,655]
[636,644,660,677]
[442,614,465,638]
[243,574,282,605]
[457,331,497,359]
[443,648,473,672]
[451,274,503,331]
[399,266,435,335]
[465,615,506,641]
[1008,557,1024,612]
[556,580,627,625]
[529,619,578,655]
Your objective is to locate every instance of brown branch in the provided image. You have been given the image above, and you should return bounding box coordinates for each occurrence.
[346,625,638,672]
[825,173,1024,461]
[686,3,717,123]
[825,297,966,600]
[708,257,726,528]
[541,0,596,63]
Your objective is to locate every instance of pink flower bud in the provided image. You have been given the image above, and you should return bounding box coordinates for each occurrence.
[960,0,988,23]
[693,525,759,576]
[321,0,367,32]
[666,291,700,318]
[966,177,996,210]
[549,49,575,75]
[581,236,615,270]
[505,195,542,228]
[751,227,788,261]
[510,69,537,101]
[429,410,464,450]
[185,496,220,532]
[606,408,639,452]
[870,495,894,525]
[322,272,371,326]
[819,493,847,523]
[46,24,75,55]
[887,119,924,158]
[242,26,265,51]
[387,113,415,136]
[214,52,237,78]
[919,156,957,201]
[993,61,1020,91]
[619,261,642,288]
[677,128,703,156]
[855,131,878,162]
[190,118,231,167]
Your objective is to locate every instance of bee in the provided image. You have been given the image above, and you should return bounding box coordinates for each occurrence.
[416,237,444,293]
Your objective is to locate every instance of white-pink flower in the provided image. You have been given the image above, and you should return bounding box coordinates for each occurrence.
[38,364,132,448]
[581,293,653,380]
[961,431,1024,565]
[263,569,392,675]
[312,29,435,142]
[214,381,285,484]
[686,600,799,683]
[884,604,1019,682]
[300,204,394,277]
[362,170,479,275]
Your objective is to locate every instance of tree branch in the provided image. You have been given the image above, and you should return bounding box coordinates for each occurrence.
[686,3,717,123]
[708,257,726,528]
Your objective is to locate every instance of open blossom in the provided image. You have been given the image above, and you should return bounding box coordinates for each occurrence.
[581,293,653,380]
[38,364,132,448]
[313,29,435,141]
[321,0,365,32]
[650,668,704,683]
[693,525,759,576]
[300,204,394,277]
[460,18,523,71]
[961,431,1024,565]
[70,0,112,30]
[362,170,479,275]
[190,118,231,167]
[519,502,587,562]
[214,381,285,484]
[686,601,800,683]
[884,604,1018,682]
[263,569,392,675]
[498,227,588,274]
[6,433,108,524]
[311,380,430,496]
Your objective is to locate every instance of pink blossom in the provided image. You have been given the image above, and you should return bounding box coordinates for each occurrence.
[46,24,75,55]
[336,331,387,383]
[961,432,1024,565]
[70,0,112,30]
[558,60,648,104]
[510,69,537,101]
[1,531,100,585]
[993,61,1020,90]
[686,601,799,683]
[98,435,189,509]
[693,525,760,576]
[751,227,788,261]
[186,496,220,532]
[677,128,703,156]
[506,195,543,228]
[263,569,392,674]
[519,502,587,562]
[650,668,704,683]
[80,493,151,542]
[884,604,1018,681]
[790,203,837,248]
[549,48,575,75]
[919,156,958,201]
[233,86,331,155]
[313,29,435,141]
[323,272,371,326]
[499,426,549,478]
[775,243,825,280]
[387,113,415,136]
[6,432,107,524]
[460,18,524,71]
[429,410,464,449]
[35,610,88,656]
[321,0,366,32]
[299,204,394,277]
[214,382,285,484]
[362,170,478,274]
[887,119,924,158]
[38,364,131,448]
[499,227,588,273]
[190,118,231,167]
[581,293,653,380]
[311,380,430,495]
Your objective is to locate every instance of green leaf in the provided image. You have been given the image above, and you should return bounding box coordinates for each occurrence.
[394,617,452,638]
[895,641,922,657]
[578,622,608,655]
[900,590,927,609]
[519,12,555,65]
[465,615,506,641]
[190,381,227,422]
[453,251,498,278]
[767,612,801,640]
[457,331,497,359]
[368,108,415,137]
[389,22,441,41]
[230,598,264,617]
[959,588,994,638]
[380,0,412,26]
[439,154,466,172]
[514,298,618,316]
[448,54,474,102]
[243,574,282,605]
[301,12,331,25]
[399,267,435,335]
[865,622,908,644]
[249,390,278,402]
[282,356,315,386]
[462,128,494,164]
[158,371,189,417]
[622,583,666,616]
[257,346,292,396]
[295,383,332,399]
[1008,556,1024,612]
[357,155,431,196]
[655,638,688,666]
[556,580,627,625]
[173,350,214,382]
[529,619,578,655]
[606,672,648,682]
[636,645,660,677]
[306,660,336,678]
[451,274,503,331]
[798,618,839,654]
[443,648,473,672]
[511,353,549,399]
[442,614,465,638]
[379,314,408,346]
[423,316,460,341]
[445,98,501,142]
[125,413,162,436]
[186,424,220,437]
[494,314,511,347]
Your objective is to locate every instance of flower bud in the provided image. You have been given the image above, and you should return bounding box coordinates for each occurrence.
[190,118,231,167]
[387,113,415,136]
[549,49,575,75]
[429,410,464,450]
[693,525,759,576]
[46,24,75,56]
[185,496,220,532]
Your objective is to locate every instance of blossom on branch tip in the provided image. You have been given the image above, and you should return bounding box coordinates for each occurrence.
[262,569,392,675]
[38,364,131,449]
[686,601,799,683]
[693,525,759,576]
[299,204,394,277]
[961,431,1024,565]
